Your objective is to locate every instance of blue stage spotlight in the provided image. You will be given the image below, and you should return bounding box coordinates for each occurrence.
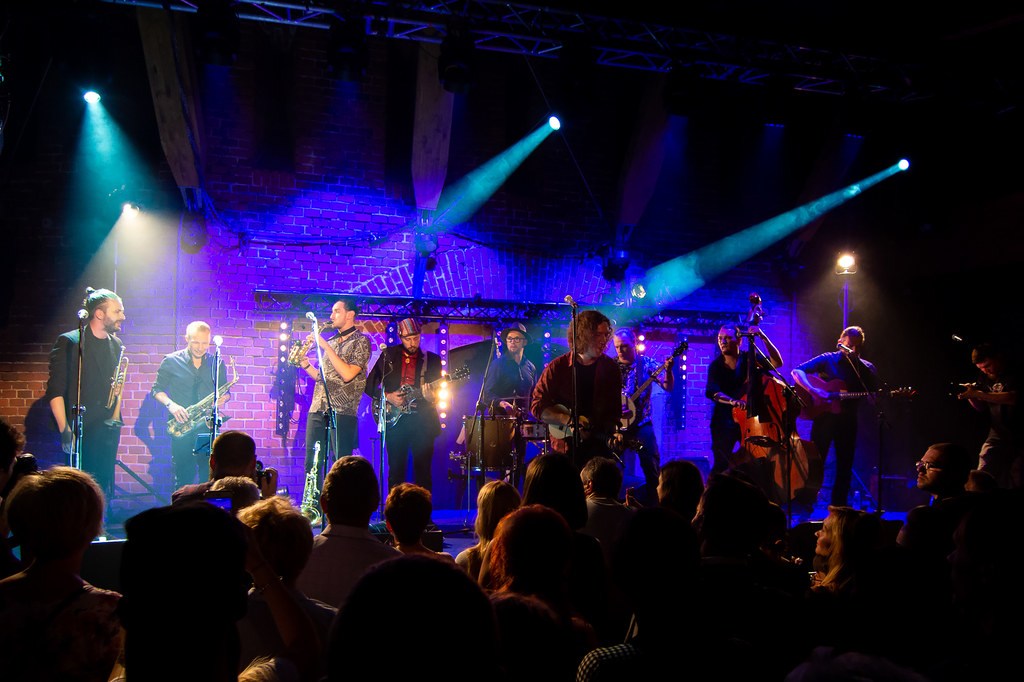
[548,116,561,131]
[898,158,910,171]
[618,160,911,319]
[121,202,140,219]
[83,91,101,104]
[432,118,558,230]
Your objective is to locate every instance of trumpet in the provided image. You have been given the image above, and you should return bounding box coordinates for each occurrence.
[105,346,129,428]
[287,321,336,366]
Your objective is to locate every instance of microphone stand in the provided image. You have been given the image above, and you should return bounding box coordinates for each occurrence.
[374,346,394,520]
[72,312,87,471]
[841,351,882,512]
[312,320,339,472]
[568,303,581,459]
[209,341,223,444]
[744,335,804,525]
[463,339,498,525]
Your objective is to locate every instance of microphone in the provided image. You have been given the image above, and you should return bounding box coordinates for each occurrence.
[213,335,224,347]
[305,311,317,321]
[837,342,854,353]
[564,295,578,309]
[379,343,387,351]
[77,309,88,320]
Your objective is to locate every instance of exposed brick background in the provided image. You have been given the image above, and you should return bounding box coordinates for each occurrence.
[0,17,871,511]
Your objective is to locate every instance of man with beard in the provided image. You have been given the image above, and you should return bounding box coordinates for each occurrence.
[705,324,783,476]
[46,287,126,495]
[532,310,623,468]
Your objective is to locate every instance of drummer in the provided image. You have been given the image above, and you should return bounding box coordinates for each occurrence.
[483,322,537,487]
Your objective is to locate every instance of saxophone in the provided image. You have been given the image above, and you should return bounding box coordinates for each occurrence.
[287,322,336,366]
[300,441,322,526]
[166,358,239,438]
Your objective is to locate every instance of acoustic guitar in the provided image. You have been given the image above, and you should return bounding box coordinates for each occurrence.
[794,375,914,421]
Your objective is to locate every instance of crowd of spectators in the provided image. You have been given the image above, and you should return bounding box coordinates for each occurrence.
[1,418,1022,682]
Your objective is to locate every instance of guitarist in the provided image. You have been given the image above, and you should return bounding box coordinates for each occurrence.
[531,310,622,469]
[614,328,673,501]
[365,318,443,490]
[791,325,878,507]
[706,323,784,476]
[153,321,230,488]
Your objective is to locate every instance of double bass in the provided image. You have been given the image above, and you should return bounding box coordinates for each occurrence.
[730,293,823,508]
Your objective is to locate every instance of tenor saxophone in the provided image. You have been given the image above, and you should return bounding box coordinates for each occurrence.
[166,359,239,438]
[300,441,322,526]
[104,346,129,428]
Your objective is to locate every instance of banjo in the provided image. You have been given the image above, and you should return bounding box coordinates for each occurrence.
[620,342,687,429]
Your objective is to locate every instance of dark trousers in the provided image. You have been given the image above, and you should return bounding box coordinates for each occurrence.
[626,422,661,493]
[305,412,357,485]
[386,415,436,490]
[810,412,858,506]
[171,431,208,488]
[78,417,119,497]
[710,420,741,476]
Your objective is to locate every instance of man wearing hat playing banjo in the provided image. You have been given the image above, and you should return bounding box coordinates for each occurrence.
[365,318,443,490]
[483,322,537,487]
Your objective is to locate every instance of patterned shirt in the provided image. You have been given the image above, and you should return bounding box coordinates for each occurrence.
[311,330,371,416]
[619,354,665,429]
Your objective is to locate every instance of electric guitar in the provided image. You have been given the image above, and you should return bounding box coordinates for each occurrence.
[372,365,471,429]
[620,342,688,429]
[794,375,915,421]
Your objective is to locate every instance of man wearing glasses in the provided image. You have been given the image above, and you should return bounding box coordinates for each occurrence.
[532,310,623,468]
[483,322,537,486]
[914,443,973,504]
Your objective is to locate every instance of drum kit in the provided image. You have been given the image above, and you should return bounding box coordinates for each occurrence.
[449,397,551,480]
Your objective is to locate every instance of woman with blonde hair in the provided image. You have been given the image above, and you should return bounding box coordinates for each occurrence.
[813,505,882,596]
[456,480,521,581]
[0,466,121,681]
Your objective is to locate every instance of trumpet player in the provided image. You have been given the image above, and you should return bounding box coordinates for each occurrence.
[296,298,370,485]
[152,321,230,487]
[45,287,126,496]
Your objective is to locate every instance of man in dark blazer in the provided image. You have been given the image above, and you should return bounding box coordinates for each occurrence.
[365,318,443,490]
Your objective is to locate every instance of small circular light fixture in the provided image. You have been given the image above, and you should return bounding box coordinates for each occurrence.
[898,158,910,171]
[121,202,140,219]
[83,91,101,104]
[548,116,561,130]
[836,252,858,275]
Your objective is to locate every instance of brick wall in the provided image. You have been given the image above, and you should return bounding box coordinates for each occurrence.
[0,19,824,509]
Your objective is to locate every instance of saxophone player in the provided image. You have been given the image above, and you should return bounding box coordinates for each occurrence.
[296,298,371,486]
[45,287,126,496]
[152,321,230,487]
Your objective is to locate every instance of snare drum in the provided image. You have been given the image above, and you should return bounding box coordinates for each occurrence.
[463,415,516,471]
[520,421,549,441]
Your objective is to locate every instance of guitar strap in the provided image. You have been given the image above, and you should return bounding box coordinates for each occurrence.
[843,353,871,392]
